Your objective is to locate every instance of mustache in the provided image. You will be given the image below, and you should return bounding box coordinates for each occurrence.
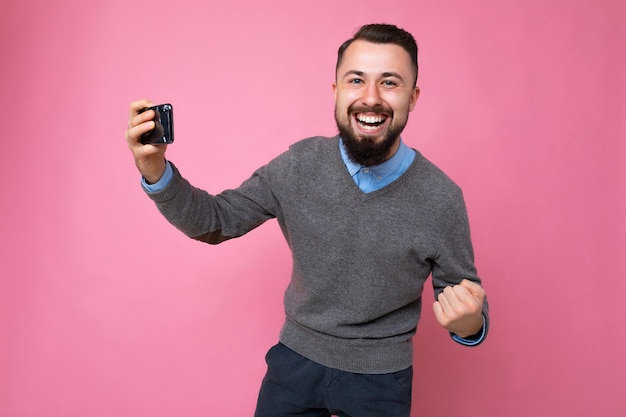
[348,104,392,115]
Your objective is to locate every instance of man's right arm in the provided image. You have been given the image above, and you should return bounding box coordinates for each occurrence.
[125,99,282,245]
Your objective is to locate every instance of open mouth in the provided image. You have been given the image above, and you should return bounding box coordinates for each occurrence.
[355,113,388,131]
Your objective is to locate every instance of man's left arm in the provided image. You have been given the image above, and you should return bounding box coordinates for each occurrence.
[428,182,489,346]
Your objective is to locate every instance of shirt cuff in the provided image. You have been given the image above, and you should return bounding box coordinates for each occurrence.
[141,160,173,193]
[451,315,486,346]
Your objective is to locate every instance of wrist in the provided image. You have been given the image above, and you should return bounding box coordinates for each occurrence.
[142,160,173,193]
[139,159,167,184]
[452,315,483,339]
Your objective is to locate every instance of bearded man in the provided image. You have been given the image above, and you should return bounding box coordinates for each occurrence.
[125,23,489,417]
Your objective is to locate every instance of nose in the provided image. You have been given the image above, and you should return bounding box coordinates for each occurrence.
[361,83,382,107]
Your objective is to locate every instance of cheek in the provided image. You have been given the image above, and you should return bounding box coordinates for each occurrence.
[335,96,352,115]
[387,94,413,114]
[336,88,360,104]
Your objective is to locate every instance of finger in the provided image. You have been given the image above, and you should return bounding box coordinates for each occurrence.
[126,100,158,143]
[127,99,155,129]
[130,110,155,130]
[459,279,482,292]
[129,99,155,117]
[125,120,155,146]
[459,279,485,299]
[432,301,446,323]
[437,289,455,313]
[441,286,478,316]
[451,287,483,316]
[433,295,459,327]
[452,284,475,304]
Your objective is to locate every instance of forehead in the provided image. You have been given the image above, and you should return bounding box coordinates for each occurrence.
[337,39,413,78]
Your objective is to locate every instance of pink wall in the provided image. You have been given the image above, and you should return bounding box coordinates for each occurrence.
[1,0,624,416]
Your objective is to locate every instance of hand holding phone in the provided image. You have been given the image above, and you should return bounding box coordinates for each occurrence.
[138,104,174,145]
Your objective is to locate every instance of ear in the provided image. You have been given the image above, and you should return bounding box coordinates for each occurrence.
[332,82,338,101]
[408,86,420,112]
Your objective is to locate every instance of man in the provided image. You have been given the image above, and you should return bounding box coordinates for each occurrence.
[125,23,489,417]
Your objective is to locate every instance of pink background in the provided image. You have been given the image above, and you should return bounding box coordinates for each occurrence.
[1,0,624,416]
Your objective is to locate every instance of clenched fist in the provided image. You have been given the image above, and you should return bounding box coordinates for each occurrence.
[433,279,485,338]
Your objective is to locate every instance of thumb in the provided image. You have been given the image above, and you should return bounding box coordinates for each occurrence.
[460,279,484,297]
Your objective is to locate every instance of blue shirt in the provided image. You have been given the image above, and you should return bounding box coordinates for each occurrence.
[142,138,485,345]
[339,138,416,192]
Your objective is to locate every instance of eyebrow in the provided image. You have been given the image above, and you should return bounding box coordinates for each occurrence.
[341,70,406,82]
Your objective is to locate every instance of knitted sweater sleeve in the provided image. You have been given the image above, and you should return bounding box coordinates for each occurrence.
[144,157,286,244]
[429,187,490,343]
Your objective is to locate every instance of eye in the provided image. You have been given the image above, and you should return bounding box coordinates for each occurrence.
[349,78,364,84]
[382,80,398,87]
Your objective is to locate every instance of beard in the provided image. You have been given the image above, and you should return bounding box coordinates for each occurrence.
[335,104,408,167]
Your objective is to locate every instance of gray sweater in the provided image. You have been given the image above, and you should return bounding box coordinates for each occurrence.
[147,136,489,374]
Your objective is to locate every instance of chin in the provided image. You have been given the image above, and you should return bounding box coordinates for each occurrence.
[339,126,398,166]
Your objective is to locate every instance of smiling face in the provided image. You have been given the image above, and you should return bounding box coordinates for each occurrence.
[333,39,419,166]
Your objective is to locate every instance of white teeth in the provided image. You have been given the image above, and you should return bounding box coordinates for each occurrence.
[357,115,385,124]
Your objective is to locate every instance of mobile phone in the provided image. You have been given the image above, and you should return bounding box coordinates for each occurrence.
[139,103,174,145]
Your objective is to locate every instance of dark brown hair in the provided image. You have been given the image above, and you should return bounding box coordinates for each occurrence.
[336,24,419,86]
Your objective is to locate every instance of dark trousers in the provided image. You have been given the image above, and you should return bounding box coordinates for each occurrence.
[254,343,413,417]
